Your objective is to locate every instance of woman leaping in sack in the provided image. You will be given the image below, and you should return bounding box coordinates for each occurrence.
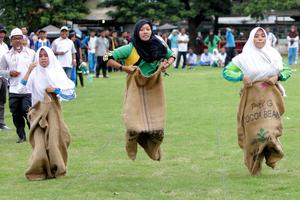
[105,19,175,161]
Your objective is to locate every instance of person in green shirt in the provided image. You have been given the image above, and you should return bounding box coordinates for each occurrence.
[222,27,291,176]
[105,19,175,161]
[204,30,222,53]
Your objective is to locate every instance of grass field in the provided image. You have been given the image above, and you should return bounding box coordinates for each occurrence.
[0,64,300,200]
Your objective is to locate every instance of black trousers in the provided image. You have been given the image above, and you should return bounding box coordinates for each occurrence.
[76,62,84,87]
[96,56,107,77]
[0,78,7,127]
[175,51,187,69]
[225,47,235,66]
[9,93,31,140]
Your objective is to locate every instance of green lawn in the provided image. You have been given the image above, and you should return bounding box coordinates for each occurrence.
[1,64,300,200]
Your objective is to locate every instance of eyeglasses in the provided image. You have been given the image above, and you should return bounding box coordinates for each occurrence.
[12,36,23,41]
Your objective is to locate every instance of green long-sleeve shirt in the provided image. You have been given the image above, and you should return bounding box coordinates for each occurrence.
[222,62,291,82]
[204,35,222,53]
[110,43,174,77]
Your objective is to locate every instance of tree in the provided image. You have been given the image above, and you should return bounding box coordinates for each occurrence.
[0,0,89,32]
[101,0,187,23]
[100,0,232,50]
[180,0,232,51]
[233,0,300,19]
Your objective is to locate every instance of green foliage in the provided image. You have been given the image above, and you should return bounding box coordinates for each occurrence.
[0,0,89,32]
[100,0,187,23]
[233,0,300,19]
[100,0,232,50]
[100,0,231,24]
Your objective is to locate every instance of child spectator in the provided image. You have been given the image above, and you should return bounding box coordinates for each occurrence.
[186,48,198,69]
[199,48,212,66]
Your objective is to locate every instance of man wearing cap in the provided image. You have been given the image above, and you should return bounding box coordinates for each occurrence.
[52,26,76,78]
[0,28,35,143]
[34,29,51,51]
[0,25,10,131]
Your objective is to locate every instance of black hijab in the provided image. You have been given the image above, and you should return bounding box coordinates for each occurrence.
[209,30,214,45]
[131,19,167,63]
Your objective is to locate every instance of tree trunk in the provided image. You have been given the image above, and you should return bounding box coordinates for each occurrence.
[213,16,219,35]
[188,14,205,54]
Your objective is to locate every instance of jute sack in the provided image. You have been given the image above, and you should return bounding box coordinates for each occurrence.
[237,81,284,175]
[25,93,70,180]
[123,66,165,161]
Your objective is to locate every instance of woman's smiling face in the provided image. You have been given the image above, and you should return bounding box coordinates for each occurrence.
[139,24,152,41]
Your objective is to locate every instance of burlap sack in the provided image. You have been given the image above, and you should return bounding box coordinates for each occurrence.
[237,81,284,175]
[25,93,70,180]
[123,67,165,161]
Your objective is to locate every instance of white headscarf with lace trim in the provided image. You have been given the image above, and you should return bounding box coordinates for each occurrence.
[232,27,283,81]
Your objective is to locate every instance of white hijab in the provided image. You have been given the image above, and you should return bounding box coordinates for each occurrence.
[232,27,283,82]
[211,48,220,61]
[27,46,75,105]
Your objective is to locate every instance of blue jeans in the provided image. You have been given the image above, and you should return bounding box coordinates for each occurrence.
[70,66,77,84]
[63,67,72,79]
[88,52,96,73]
[198,61,211,66]
[288,47,298,65]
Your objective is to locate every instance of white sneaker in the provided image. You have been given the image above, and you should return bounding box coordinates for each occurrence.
[0,125,10,131]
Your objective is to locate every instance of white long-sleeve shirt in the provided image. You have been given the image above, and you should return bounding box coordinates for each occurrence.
[0,47,35,94]
[267,32,277,47]
[200,53,212,63]
[177,34,189,52]
[287,35,299,48]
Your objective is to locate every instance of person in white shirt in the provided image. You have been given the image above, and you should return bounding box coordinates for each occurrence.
[211,48,226,67]
[218,47,227,67]
[175,28,189,69]
[84,30,97,73]
[265,27,277,47]
[0,28,35,143]
[52,26,76,78]
[186,48,197,69]
[199,48,212,66]
[0,25,10,130]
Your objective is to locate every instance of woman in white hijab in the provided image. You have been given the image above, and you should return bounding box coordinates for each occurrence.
[222,27,291,176]
[19,46,75,180]
[223,27,291,83]
[20,46,75,105]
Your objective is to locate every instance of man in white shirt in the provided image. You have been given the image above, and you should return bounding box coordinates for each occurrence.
[199,48,212,66]
[0,28,35,143]
[265,27,277,47]
[0,25,10,131]
[175,28,189,69]
[86,30,97,73]
[52,26,76,78]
